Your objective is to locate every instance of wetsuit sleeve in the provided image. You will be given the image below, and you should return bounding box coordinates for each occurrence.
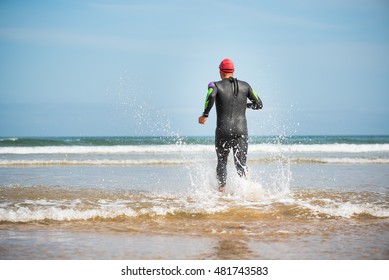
[202,82,217,117]
[248,86,263,110]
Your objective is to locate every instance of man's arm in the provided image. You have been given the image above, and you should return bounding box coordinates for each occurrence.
[199,82,217,124]
[247,86,263,110]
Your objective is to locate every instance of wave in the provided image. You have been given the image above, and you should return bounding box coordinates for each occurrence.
[0,159,196,166]
[0,204,138,222]
[1,143,389,155]
[0,144,212,155]
[1,198,387,222]
[1,157,388,167]
[294,199,389,219]
[2,135,389,147]
[0,136,194,147]
[0,138,18,142]
[289,157,389,164]
[251,143,389,153]
[1,187,388,222]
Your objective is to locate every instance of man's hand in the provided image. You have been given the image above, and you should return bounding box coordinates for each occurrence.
[247,102,263,110]
[198,116,207,124]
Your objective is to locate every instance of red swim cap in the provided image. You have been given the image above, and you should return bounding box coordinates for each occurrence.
[219,58,234,73]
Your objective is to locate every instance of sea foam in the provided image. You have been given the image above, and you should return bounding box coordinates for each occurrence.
[1,143,389,155]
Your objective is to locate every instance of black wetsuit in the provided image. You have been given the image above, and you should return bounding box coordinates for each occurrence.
[202,77,263,186]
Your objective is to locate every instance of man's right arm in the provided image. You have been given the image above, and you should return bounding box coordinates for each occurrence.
[199,82,217,124]
[202,82,217,117]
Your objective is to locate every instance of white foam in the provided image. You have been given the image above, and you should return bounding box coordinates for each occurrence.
[296,199,389,218]
[0,158,197,166]
[250,143,389,153]
[0,145,213,155]
[146,206,176,216]
[0,194,233,222]
[0,138,18,141]
[289,157,389,164]
[315,157,389,164]
[0,206,137,222]
[225,178,268,201]
[1,143,389,155]
[1,156,388,167]
[1,193,387,222]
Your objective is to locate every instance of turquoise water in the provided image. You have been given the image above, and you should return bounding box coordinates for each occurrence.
[1,135,389,146]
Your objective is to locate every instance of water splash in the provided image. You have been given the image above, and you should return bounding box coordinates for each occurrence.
[115,73,181,139]
[114,72,293,202]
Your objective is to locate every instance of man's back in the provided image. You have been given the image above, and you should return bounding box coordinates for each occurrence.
[213,78,252,137]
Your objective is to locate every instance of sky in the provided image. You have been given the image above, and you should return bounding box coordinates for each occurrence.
[0,0,388,137]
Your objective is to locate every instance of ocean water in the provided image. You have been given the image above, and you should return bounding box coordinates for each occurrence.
[0,135,388,259]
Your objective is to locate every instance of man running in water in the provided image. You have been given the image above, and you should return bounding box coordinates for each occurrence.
[198,58,263,192]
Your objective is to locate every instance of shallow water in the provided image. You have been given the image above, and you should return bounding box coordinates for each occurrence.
[0,136,388,259]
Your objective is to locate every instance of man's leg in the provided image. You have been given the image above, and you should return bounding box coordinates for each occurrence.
[232,135,248,179]
[215,136,231,192]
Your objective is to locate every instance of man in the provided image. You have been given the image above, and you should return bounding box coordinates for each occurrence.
[198,58,263,192]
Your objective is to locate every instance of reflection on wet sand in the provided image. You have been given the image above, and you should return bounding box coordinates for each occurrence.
[212,238,253,259]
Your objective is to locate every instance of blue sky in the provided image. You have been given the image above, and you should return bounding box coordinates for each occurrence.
[0,0,388,136]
